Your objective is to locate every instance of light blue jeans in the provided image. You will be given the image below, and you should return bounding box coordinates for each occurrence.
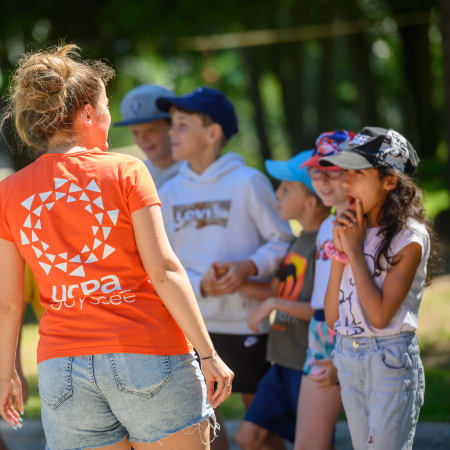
[333,333,425,450]
[38,352,213,450]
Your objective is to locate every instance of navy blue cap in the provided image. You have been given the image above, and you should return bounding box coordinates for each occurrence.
[114,84,175,126]
[156,87,238,140]
[265,150,316,194]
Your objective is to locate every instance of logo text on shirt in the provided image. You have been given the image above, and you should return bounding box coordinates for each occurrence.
[173,200,231,231]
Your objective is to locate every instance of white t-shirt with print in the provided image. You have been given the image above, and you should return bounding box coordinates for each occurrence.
[310,215,333,310]
[335,219,430,337]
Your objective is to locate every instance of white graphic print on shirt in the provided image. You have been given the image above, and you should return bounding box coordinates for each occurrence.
[18,177,119,279]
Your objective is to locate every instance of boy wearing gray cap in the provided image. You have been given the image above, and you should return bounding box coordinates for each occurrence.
[114,84,182,188]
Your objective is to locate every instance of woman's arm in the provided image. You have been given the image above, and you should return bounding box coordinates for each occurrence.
[131,205,233,407]
[0,239,25,426]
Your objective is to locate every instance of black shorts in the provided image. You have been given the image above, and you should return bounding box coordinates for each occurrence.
[210,333,270,394]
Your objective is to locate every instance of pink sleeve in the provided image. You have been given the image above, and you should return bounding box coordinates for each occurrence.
[120,158,161,213]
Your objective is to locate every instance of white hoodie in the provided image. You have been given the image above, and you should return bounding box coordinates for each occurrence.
[159,152,293,334]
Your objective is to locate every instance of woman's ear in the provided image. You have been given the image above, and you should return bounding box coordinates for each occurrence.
[383,173,398,192]
[80,103,95,124]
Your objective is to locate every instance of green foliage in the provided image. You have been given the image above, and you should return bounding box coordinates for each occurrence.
[0,0,447,177]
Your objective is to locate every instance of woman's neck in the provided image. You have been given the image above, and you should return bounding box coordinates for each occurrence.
[47,144,85,154]
[47,133,85,154]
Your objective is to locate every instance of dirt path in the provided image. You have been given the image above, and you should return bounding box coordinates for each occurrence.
[1,420,449,449]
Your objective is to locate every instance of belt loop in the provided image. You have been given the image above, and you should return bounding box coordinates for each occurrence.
[335,334,341,351]
[373,336,380,351]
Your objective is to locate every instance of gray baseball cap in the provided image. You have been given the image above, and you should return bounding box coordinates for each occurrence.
[114,84,175,126]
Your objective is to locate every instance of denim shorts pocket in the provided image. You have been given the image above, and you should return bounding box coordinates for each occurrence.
[379,345,411,372]
[38,357,73,409]
[108,353,171,399]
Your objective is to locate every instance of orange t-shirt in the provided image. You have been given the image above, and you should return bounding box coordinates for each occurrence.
[0,148,190,363]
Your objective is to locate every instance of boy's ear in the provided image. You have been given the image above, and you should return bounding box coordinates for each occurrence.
[207,123,224,145]
[383,173,398,192]
[305,193,317,211]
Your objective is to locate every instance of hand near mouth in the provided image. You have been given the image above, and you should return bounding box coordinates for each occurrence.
[346,194,357,211]
[335,198,367,256]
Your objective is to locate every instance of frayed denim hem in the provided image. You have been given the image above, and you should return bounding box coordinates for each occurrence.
[129,411,218,446]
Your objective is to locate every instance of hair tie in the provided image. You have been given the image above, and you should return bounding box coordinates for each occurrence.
[325,241,349,264]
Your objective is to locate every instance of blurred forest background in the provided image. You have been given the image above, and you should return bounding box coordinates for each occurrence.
[0,1,449,200]
[0,0,449,251]
[1,0,450,217]
[1,0,450,424]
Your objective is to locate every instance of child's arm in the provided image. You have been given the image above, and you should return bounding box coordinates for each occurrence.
[210,259,258,294]
[338,199,422,329]
[248,297,313,332]
[324,221,346,329]
[245,172,293,278]
[324,259,345,329]
[239,278,279,300]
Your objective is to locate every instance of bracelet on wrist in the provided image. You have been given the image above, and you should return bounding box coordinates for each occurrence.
[325,241,349,264]
[200,350,218,361]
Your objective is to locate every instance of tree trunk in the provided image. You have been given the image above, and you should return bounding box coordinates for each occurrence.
[318,36,336,132]
[272,42,307,153]
[241,47,273,161]
[440,0,450,188]
[346,33,378,127]
[397,18,437,158]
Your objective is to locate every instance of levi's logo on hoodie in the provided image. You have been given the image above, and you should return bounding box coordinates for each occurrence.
[173,200,232,231]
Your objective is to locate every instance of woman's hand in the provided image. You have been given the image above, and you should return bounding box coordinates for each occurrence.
[0,369,23,428]
[16,368,28,405]
[200,355,234,408]
[247,298,275,333]
[335,199,366,256]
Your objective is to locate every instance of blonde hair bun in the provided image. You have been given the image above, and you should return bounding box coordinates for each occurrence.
[3,44,114,151]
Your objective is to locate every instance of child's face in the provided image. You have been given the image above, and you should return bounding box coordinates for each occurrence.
[275,181,309,222]
[343,168,392,216]
[130,120,171,166]
[169,109,210,161]
[309,167,346,209]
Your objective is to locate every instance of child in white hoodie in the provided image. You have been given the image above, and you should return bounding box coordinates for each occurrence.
[157,87,292,448]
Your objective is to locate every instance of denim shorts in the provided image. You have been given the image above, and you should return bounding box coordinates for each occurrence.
[303,312,336,375]
[38,352,214,450]
[333,333,425,450]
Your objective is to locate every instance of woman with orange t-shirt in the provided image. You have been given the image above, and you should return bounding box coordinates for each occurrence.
[0,45,233,450]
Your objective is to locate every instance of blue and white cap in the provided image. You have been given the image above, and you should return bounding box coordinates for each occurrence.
[114,84,175,126]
